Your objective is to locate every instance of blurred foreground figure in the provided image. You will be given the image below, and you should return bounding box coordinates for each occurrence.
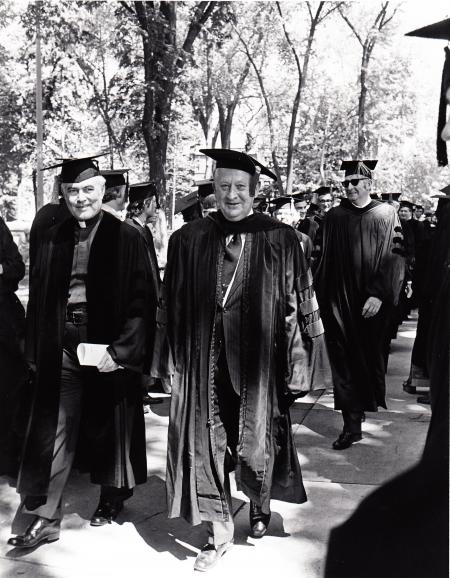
[315,160,405,450]
[153,148,328,572]
[0,216,28,476]
[8,154,154,549]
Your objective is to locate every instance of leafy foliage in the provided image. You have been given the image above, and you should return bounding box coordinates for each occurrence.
[0,1,448,218]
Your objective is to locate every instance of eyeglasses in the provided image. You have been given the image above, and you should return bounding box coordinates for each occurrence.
[342,178,367,188]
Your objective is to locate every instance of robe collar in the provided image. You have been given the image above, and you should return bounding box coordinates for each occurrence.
[208,210,288,234]
[339,198,380,214]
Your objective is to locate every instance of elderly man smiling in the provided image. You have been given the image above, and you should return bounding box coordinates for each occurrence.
[8,154,155,549]
[153,148,328,572]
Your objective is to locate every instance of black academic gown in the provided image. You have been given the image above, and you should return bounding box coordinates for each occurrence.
[29,199,71,273]
[315,200,405,411]
[125,217,160,373]
[154,212,329,526]
[0,217,28,475]
[296,217,319,243]
[18,211,153,496]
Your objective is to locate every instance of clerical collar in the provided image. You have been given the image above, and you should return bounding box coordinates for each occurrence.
[76,211,102,229]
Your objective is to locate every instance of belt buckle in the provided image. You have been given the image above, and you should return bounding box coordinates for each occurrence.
[69,310,86,325]
[72,311,82,325]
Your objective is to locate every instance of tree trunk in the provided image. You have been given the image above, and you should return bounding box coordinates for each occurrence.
[357,48,370,157]
[283,9,321,194]
[134,1,216,204]
[238,30,283,192]
[138,2,176,201]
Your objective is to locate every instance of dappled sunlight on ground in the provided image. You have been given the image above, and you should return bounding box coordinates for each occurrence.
[0,315,429,577]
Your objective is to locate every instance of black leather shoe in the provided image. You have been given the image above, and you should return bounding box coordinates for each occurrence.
[403,381,416,394]
[193,541,233,572]
[417,394,431,405]
[90,500,123,526]
[249,501,271,538]
[8,517,60,549]
[332,432,362,450]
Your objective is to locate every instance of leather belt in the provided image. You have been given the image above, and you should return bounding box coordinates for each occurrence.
[66,304,88,325]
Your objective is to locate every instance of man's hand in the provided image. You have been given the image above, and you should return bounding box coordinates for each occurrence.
[362,296,382,318]
[97,350,120,372]
[0,264,3,275]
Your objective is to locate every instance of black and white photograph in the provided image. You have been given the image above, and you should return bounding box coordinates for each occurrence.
[0,1,448,576]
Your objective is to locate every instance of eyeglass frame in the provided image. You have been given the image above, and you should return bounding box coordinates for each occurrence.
[342,177,370,189]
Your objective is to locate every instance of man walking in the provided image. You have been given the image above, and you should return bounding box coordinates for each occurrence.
[125,182,162,407]
[315,160,405,450]
[8,154,156,548]
[154,148,328,572]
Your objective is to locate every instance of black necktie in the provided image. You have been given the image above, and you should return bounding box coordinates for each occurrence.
[222,234,242,297]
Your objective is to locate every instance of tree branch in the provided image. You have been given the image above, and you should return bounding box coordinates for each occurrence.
[338,6,363,47]
[319,2,345,24]
[182,1,216,55]
[276,2,302,79]
[381,6,399,28]
[119,1,136,17]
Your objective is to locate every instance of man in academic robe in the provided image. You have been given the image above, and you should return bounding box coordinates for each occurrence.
[271,196,314,266]
[125,182,162,407]
[312,186,337,269]
[315,160,405,450]
[293,194,319,243]
[8,154,154,549]
[153,148,328,572]
[100,168,129,221]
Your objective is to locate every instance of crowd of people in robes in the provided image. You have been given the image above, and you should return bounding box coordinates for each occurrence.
[0,15,448,578]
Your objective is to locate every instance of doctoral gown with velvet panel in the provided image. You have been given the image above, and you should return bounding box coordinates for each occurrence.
[156,213,328,525]
[315,199,405,412]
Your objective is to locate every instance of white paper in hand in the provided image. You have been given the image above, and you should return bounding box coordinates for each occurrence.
[77,343,108,367]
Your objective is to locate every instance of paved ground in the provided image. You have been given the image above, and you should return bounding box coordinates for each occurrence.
[0,314,430,578]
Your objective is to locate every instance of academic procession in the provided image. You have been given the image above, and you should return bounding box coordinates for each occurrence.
[0,3,448,578]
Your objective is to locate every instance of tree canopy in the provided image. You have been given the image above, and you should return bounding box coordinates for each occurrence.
[0,0,449,220]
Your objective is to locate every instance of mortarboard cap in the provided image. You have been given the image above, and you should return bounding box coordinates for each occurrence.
[414,204,424,211]
[128,182,157,204]
[340,160,378,179]
[175,191,199,214]
[291,192,308,203]
[406,19,450,166]
[200,148,277,181]
[380,193,402,202]
[101,169,129,189]
[405,18,450,41]
[314,186,336,197]
[42,152,109,183]
[307,202,320,214]
[399,200,415,210]
[269,196,295,210]
[431,184,450,199]
[253,194,268,208]
[195,179,214,199]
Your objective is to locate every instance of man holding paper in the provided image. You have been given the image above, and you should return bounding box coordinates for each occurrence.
[8,154,156,549]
